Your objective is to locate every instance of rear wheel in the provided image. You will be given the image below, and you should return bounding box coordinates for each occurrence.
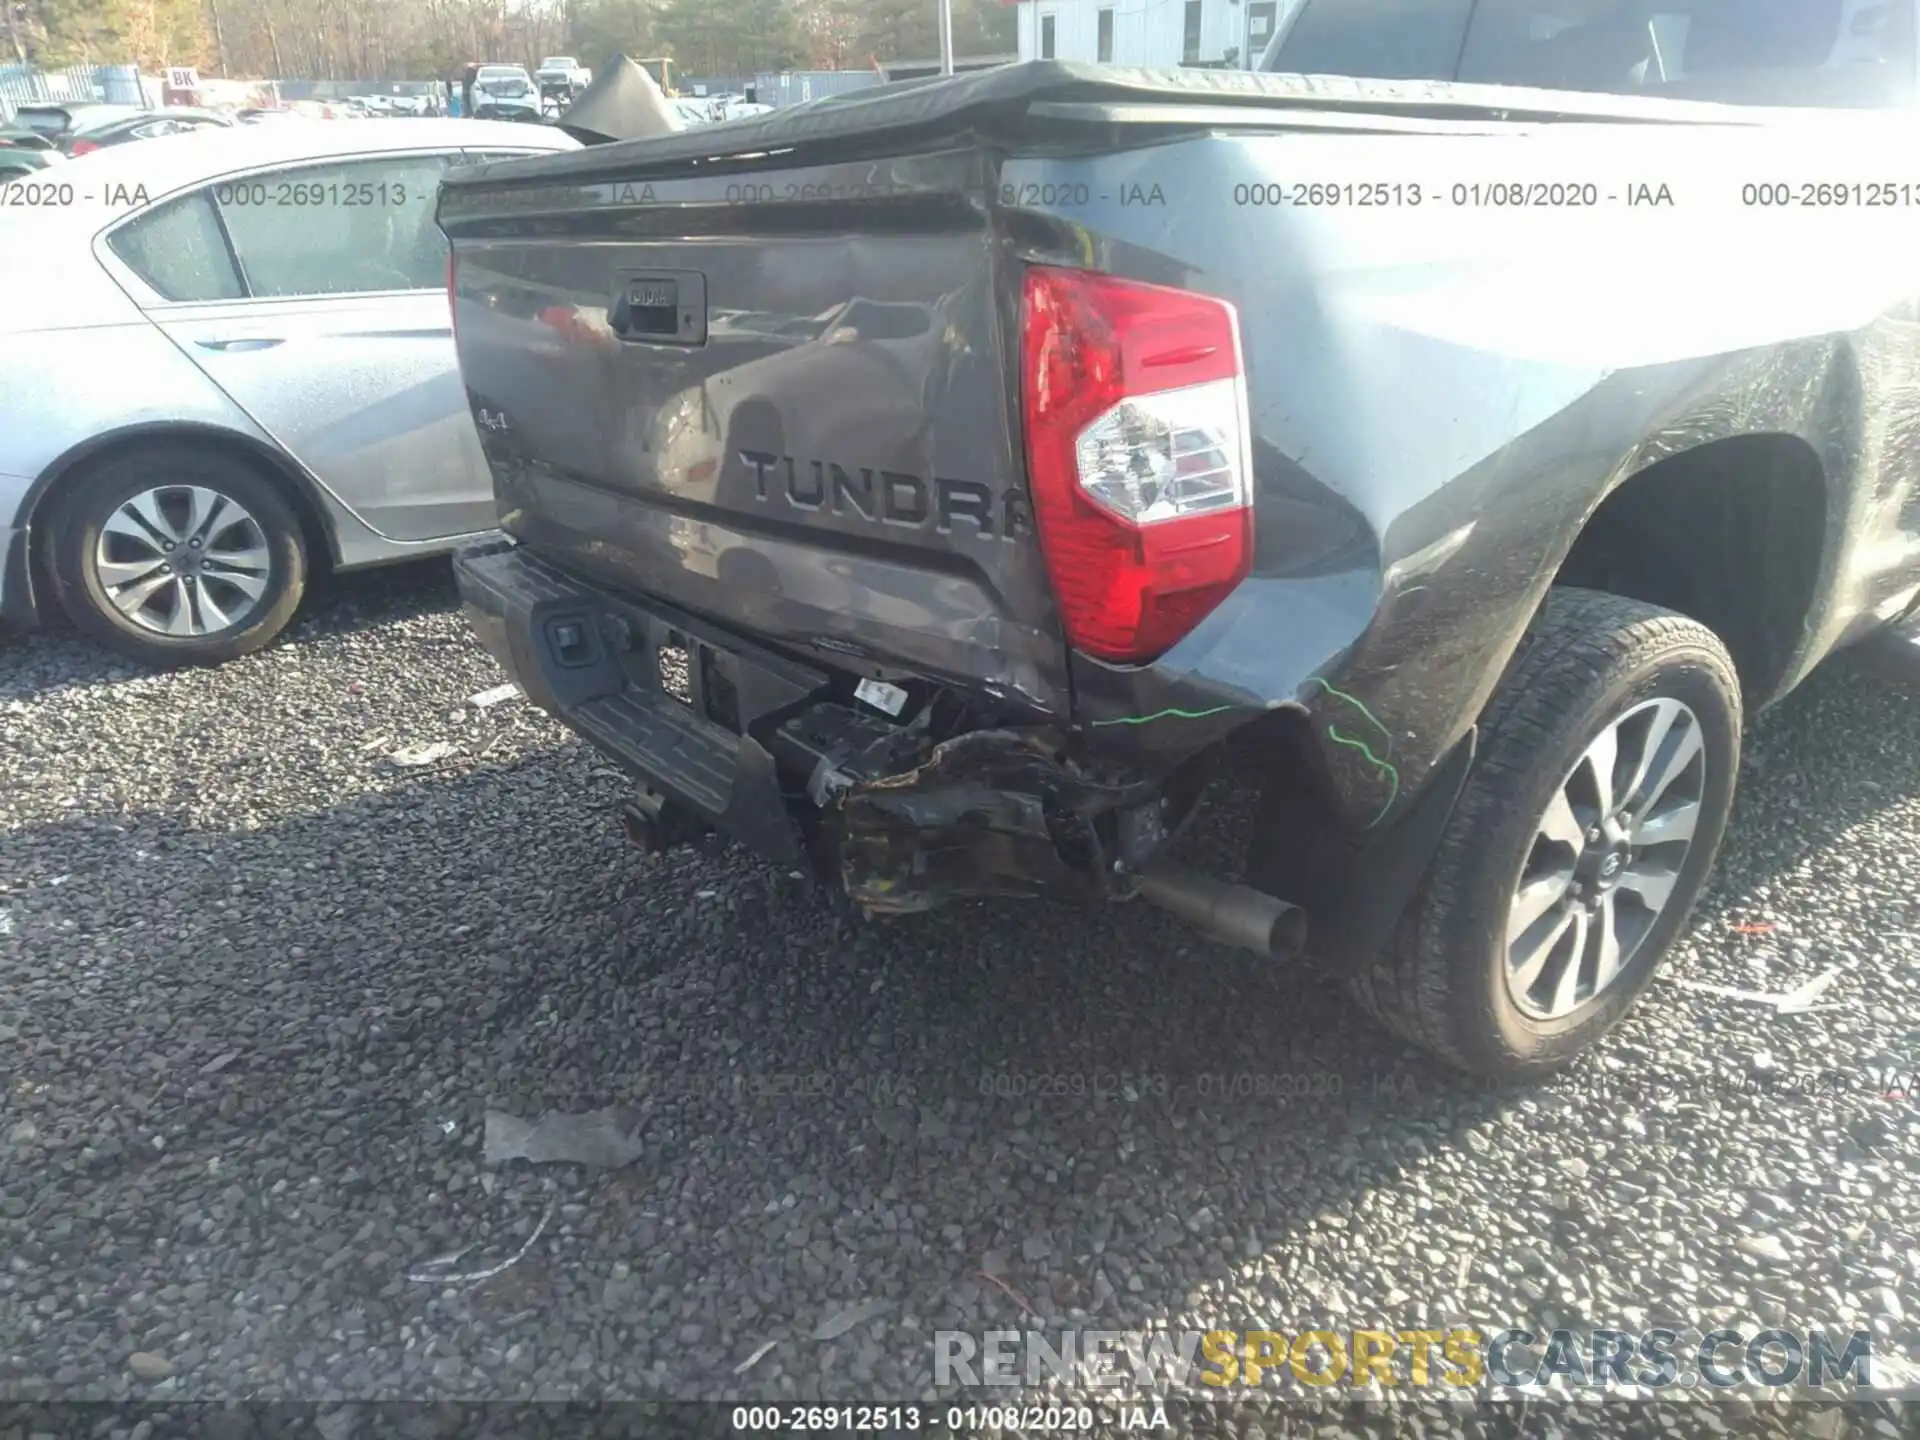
[1348,588,1742,1078]
[47,447,307,668]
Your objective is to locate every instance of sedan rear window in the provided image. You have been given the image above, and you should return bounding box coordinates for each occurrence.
[13,107,72,136]
[213,154,454,297]
[106,192,245,303]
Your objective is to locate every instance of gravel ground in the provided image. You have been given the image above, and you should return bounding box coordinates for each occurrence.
[3,563,1919,1434]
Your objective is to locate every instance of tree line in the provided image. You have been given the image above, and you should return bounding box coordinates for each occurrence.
[4,0,1017,81]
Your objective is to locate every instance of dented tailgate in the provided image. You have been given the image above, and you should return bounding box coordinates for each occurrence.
[439,147,1067,713]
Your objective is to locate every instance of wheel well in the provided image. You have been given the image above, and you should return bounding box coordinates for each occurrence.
[1554,433,1827,704]
[29,426,337,588]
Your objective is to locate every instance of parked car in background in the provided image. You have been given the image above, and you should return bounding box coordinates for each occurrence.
[0,126,62,177]
[66,107,237,156]
[10,102,143,152]
[1258,0,1916,107]
[0,118,580,667]
[537,56,592,103]
[471,65,541,120]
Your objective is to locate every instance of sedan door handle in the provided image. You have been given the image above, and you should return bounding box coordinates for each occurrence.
[195,337,284,352]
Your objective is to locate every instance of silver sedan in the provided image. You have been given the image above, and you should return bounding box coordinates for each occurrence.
[0,118,578,666]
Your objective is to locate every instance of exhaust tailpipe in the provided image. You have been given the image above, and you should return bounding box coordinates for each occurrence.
[1136,864,1307,959]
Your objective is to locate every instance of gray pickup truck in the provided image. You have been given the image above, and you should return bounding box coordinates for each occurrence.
[439,59,1920,1078]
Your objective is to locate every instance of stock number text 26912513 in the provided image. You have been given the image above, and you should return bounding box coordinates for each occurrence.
[1232,181,1426,207]
[1742,182,1920,207]
[211,180,418,208]
[730,1406,925,1432]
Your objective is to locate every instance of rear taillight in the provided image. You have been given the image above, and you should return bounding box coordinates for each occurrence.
[1020,265,1253,664]
[68,137,99,156]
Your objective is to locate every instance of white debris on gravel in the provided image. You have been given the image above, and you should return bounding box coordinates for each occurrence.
[3,563,1920,1428]
[405,1197,558,1285]
[386,740,459,768]
[732,1338,779,1375]
[1671,963,1846,1013]
[468,682,521,710]
[811,1298,895,1341]
[482,1107,647,1171]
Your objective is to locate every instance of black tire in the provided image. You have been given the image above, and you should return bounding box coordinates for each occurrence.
[1348,587,1743,1078]
[47,446,307,668]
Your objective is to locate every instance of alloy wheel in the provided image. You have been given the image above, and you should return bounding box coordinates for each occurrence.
[91,485,273,638]
[1505,697,1707,1020]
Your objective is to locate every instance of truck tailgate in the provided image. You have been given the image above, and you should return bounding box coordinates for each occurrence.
[441,60,1743,717]
[440,145,1064,711]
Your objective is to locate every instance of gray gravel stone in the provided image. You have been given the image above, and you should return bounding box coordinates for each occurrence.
[5,565,1920,1435]
[126,1352,172,1381]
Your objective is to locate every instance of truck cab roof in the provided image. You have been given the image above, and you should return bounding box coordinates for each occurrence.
[1259,0,1916,107]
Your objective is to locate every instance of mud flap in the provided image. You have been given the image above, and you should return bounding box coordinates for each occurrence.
[1317,727,1478,964]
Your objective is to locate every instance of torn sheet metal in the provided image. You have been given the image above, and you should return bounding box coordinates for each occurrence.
[834,728,1148,914]
[483,1106,646,1170]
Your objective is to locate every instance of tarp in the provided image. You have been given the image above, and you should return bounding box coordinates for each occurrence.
[447,59,1800,191]
[556,54,683,144]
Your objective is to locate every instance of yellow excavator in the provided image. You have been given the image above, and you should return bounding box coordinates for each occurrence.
[632,57,678,94]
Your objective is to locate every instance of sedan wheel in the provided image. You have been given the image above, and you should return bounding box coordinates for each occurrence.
[49,446,308,668]
[92,484,275,638]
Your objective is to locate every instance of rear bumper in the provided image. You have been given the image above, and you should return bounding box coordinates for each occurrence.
[454,538,1188,908]
[456,536,818,864]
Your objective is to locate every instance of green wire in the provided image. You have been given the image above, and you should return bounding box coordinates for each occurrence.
[1088,705,1235,727]
[1306,675,1393,746]
[1084,676,1402,827]
[1309,676,1400,828]
[1327,724,1401,829]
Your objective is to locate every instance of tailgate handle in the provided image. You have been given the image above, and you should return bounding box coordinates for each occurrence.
[609,270,707,346]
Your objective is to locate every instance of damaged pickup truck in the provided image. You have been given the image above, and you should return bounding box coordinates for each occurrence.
[439,61,1920,1077]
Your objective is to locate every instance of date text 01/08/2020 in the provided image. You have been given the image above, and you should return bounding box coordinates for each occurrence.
[999,179,1672,208]
[1225,180,1676,208]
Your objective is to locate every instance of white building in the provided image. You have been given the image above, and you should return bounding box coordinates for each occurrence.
[1013,0,1285,71]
